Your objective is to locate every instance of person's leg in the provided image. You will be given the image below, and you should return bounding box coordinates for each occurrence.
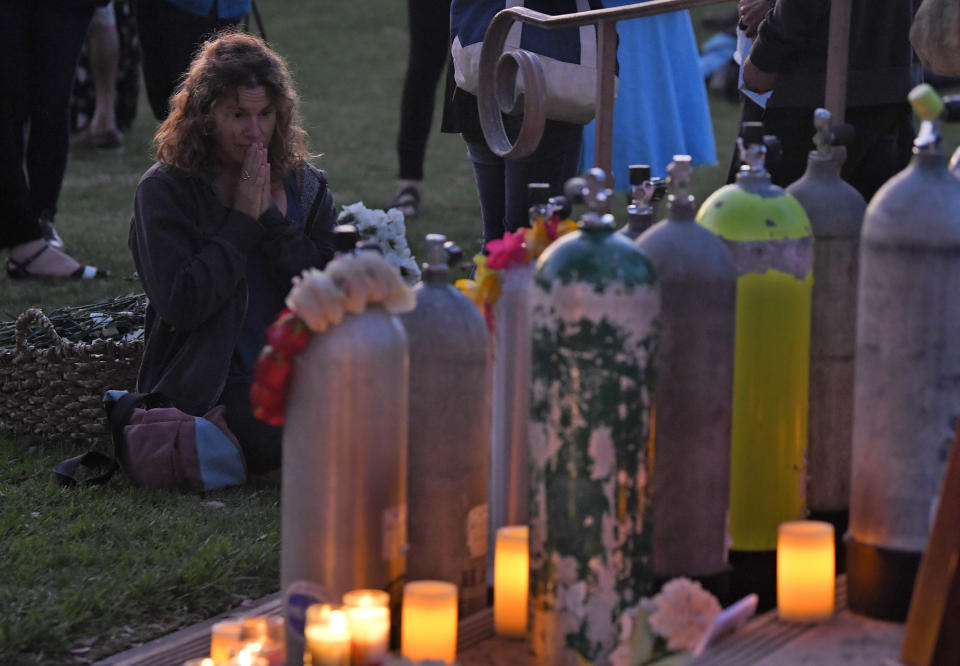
[0,2,43,251]
[220,380,283,475]
[135,0,240,120]
[503,119,583,231]
[396,0,452,184]
[843,102,914,202]
[760,106,816,189]
[465,138,507,247]
[87,2,122,146]
[26,3,95,226]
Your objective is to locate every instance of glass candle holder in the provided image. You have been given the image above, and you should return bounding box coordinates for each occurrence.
[304,604,351,666]
[211,619,243,662]
[494,525,529,638]
[777,520,835,622]
[401,581,458,664]
[342,589,390,665]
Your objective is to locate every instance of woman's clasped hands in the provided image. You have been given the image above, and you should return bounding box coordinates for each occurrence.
[233,143,272,220]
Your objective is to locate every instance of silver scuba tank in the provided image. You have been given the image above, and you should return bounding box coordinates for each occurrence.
[281,228,409,664]
[399,234,491,618]
[847,85,960,621]
[786,110,865,549]
[636,156,737,587]
[487,184,547,574]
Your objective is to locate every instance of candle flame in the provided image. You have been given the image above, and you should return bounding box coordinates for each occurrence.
[237,648,253,666]
[201,660,214,666]
[330,609,348,634]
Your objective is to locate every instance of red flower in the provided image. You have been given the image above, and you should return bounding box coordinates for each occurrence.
[485,229,528,269]
[253,348,292,392]
[252,404,285,427]
[249,380,285,412]
[265,309,311,356]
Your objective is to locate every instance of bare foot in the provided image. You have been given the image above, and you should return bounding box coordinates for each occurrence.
[8,239,83,277]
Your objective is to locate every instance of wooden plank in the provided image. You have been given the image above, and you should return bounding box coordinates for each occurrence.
[900,417,960,666]
[824,0,852,121]
[94,594,281,666]
[593,20,618,178]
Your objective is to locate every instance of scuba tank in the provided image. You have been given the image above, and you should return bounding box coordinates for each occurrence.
[528,168,659,666]
[847,85,960,621]
[786,109,865,562]
[281,227,409,664]
[696,122,813,610]
[619,164,666,240]
[636,155,737,591]
[487,183,548,573]
[399,234,491,618]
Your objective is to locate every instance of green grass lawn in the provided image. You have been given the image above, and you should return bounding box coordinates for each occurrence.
[3,1,959,663]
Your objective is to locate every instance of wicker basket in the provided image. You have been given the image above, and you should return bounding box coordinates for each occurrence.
[0,297,145,445]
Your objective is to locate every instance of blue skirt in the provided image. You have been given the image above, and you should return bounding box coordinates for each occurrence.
[581,1,716,189]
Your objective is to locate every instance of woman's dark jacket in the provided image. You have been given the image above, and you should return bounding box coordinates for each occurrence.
[129,161,336,416]
[750,0,921,109]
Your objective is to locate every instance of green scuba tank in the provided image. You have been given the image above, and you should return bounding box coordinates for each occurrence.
[528,168,659,666]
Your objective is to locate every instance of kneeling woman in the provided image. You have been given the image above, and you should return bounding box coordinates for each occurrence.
[129,32,337,475]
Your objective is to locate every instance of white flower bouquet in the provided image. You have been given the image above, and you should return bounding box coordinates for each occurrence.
[610,579,757,666]
[337,202,421,284]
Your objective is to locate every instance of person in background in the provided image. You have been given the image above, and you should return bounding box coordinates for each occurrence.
[129,32,338,474]
[390,0,452,218]
[0,0,109,278]
[135,0,250,120]
[581,0,716,186]
[741,0,921,200]
[443,0,600,248]
[84,1,125,149]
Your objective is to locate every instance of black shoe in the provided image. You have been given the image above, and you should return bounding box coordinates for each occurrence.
[390,185,422,218]
[38,217,65,251]
[6,242,108,280]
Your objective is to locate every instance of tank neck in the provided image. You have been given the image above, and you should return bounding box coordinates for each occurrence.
[422,265,449,286]
[667,196,696,222]
[805,152,842,178]
[912,150,945,170]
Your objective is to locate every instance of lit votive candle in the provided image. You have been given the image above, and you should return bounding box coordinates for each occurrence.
[305,604,351,666]
[777,520,835,622]
[494,525,529,638]
[342,589,390,665]
[211,619,243,662]
[401,581,458,664]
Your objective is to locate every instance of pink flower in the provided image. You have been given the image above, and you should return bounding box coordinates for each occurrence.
[485,229,528,269]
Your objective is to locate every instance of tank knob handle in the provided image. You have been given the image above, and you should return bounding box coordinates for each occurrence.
[738,121,779,172]
[548,195,572,220]
[565,168,615,229]
[667,155,694,206]
[443,240,463,267]
[334,224,360,254]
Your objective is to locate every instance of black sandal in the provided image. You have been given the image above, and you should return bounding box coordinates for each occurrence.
[390,185,422,218]
[6,243,109,280]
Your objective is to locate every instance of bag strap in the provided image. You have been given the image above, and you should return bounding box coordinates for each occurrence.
[243,1,268,42]
[53,391,169,487]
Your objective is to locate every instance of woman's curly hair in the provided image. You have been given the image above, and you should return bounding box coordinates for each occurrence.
[155,31,309,182]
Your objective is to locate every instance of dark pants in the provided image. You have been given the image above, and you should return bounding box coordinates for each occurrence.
[465,119,583,245]
[396,0,452,181]
[0,3,94,249]
[763,103,914,202]
[220,379,282,474]
[135,0,240,120]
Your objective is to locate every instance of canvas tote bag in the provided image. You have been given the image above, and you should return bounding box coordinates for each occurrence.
[451,0,605,125]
